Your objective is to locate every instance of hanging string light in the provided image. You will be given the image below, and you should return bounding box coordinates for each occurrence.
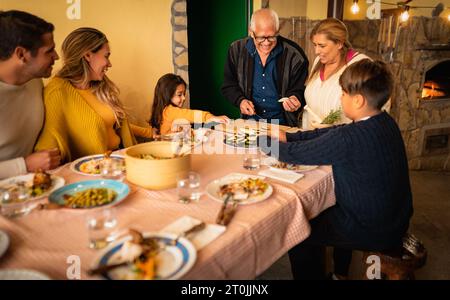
[351,0,360,14]
[400,5,410,22]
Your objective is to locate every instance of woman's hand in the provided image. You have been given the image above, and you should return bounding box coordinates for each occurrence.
[207,115,230,124]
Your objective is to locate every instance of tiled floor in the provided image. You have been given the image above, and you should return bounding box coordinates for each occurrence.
[257,170,450,280]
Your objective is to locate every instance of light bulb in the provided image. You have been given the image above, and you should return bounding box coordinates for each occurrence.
[400,10,409,22]
[447,14,450,22]
[351,2,360,14]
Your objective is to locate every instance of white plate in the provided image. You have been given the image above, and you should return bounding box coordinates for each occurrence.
[262,157,318,173]
[0,269,50,280]
[205,173,273,205]
[269,165,318,173]
[0,230,9,259]
[70,154,125,176]
[0,174,65,202]
[91,232,197,280]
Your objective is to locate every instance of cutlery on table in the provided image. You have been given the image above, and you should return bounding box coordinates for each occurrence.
[216,193,232,224]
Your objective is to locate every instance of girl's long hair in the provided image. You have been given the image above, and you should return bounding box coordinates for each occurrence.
[57,27,126,122]
[308,18,352,83]
[150,73,186,132]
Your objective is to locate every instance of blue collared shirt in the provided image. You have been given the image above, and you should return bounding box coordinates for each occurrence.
[245,39,284,124]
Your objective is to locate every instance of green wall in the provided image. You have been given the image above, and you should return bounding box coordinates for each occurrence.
[187,0,250,119]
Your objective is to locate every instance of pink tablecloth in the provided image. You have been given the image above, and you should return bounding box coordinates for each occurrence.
[0,132,336,279]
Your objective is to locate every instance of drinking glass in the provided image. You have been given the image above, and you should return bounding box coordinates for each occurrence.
[86,208,118,249]
[176,171,201,203]
[243,153,261,170]
[100,158,125,181]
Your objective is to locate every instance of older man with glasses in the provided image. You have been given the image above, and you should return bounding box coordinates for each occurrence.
[221,8,309,126]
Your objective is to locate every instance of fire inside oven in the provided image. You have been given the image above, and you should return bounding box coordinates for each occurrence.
[421,60,450,100]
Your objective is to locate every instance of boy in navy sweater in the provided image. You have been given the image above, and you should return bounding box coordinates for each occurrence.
[259,59,413,279]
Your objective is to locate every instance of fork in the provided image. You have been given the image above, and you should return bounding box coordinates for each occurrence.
[170,222,206,246]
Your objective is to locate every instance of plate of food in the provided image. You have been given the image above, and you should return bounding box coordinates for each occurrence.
[48,179,129,209]
[70,152,125,176]
[161,128,210,145]
[223,127,260,149]
[269,162,318,173]
[90,232,197,280]
[0,171,65,217]
[0,230,9,259]
[310,108,342,129]
[0,269,51,280]
[206,173,272,205]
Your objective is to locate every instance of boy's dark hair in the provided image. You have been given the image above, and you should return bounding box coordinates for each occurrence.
[0,10,54,60]
[150,73,187,131]
[339,59,393,109]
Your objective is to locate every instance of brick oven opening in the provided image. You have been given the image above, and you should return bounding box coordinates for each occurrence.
[421,60,450,100]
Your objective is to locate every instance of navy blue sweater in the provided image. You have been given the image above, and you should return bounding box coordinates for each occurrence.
[259,112,413,250]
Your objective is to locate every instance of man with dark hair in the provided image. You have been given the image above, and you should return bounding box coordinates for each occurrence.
[221,8,309,127]
[0,10,61,179]
[260,59,413,279]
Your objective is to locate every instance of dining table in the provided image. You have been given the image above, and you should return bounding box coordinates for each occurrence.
[0,122,336,280]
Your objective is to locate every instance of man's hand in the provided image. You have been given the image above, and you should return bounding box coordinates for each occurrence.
[239,99,256,115]
[282,95,301,112]
[25,148,61,172]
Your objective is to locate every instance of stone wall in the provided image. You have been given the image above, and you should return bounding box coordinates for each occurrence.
[171,0,190,105]
[281,17,450,171]
[345,17,450,171]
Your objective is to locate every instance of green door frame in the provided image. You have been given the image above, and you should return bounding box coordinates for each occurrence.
[187,0,252,119]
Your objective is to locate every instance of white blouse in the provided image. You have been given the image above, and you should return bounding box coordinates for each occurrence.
[302,53,369,130]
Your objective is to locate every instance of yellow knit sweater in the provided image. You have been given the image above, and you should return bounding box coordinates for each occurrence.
[35,77,137,162]
[160,105,214,135]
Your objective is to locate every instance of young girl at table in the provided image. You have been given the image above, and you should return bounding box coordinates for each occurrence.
[150,73,229,135]
[35,27,152,162]
[259,59,413,280]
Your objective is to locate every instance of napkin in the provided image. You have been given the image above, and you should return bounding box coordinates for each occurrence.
[161,216,226,250]
[258,168,304,184]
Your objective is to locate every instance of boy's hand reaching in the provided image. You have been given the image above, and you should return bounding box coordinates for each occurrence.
[267,128,287,142]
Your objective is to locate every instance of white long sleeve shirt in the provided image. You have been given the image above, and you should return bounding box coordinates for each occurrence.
[302,53,369,130]
[0,79,44,179]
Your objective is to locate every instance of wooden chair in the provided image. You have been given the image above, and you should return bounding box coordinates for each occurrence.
[362,233,427,280]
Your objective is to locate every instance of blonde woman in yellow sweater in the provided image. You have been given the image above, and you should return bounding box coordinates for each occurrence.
[35,28,151,162]
[150,73,229,135]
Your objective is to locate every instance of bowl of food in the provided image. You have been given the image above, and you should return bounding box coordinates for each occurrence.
[124,141,191,190]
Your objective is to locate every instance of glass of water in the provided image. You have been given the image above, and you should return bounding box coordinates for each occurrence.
[176,171,201,203]
[100,158,125,181]
[86,208,118,249]
[243,152,261,170]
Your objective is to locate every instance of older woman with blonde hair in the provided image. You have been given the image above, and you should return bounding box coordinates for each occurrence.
[302,18,370,130]
[35,27,151,162]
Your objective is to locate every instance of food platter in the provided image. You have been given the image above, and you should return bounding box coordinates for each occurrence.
[91,232,197,280]
[70,154,125,176]
[206,174,272,205]
[48,179,129,209]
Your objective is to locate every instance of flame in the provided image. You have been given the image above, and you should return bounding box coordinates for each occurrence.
[422,81,445,99]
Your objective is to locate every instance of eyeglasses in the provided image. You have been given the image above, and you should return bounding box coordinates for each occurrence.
[252,32,278,43]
